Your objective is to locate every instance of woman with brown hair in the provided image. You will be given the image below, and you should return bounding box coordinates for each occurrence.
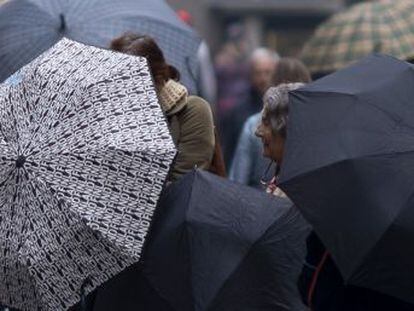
[111,33,225,181]
[272,57,311,86]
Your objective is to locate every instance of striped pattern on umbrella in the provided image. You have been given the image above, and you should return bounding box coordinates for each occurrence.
[301,0,414,74]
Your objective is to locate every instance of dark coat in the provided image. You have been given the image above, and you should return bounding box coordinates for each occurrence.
[299,232,414,311]
[220,87,262,167]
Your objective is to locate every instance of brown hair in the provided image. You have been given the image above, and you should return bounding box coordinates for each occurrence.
[208,129,227,178]
[273,57,311,86]
[110,32,180,91]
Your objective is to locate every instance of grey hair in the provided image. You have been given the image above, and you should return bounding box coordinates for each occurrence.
[262,83,304,138]
[249,47,280,65]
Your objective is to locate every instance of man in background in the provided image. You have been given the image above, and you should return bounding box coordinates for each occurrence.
[229,57,312,188]
[220,47,279,167]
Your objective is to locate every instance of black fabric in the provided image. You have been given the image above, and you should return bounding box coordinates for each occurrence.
[220,87,262,167]
[95,170,310,311]
[93,264,173,311]
[299,232,414,311]
[280,54,414,304]
[69,291,97,311]
[298,232,343,310]
[209,206,310,311]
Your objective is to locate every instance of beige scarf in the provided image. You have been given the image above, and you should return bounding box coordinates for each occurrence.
[158,79,188,115]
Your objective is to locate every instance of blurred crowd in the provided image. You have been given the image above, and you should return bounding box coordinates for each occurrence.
[192,19,306,185]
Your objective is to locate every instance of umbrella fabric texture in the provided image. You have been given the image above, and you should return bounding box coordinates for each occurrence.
[146,170,310,311]
[301,0,414,75]
[0,0,201,94]
[0,38,176,311]
[94,170,310,311]
[279,54,414,304]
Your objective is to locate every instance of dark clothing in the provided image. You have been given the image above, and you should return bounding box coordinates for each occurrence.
[92,263,173,311]
[68,291,96,311]
[220,87,262,167]
[299,232,414,311]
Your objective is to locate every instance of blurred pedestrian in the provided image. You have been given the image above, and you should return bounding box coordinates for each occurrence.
[175,9,227,177]
[214,23,250,116]
[228,113,264,187]
[176,9,218,106]
[221,47,279,167]
[229,58,311,188]
[111,33,217,181]
[272,57,311,86]
[254,83,309,310]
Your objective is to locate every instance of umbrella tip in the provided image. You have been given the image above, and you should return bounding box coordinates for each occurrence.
[373,42,382,53]
[59,14,66,33]
[80,277,93,311]
[15,155,26,168]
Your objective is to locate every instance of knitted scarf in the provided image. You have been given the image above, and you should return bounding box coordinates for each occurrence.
[158,79,188,115]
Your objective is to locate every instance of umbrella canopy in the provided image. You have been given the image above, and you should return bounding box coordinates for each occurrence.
[301,0,414,75]
[0,0,201,94]
[279,54,414,304]
[0,38,176,311]
[95,170,310,311]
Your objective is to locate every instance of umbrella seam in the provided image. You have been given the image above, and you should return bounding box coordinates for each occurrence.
[187,170,197,310]
[205,205,296,310]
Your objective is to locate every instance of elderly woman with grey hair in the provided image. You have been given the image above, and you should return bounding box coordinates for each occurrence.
[255,82,304,195]
[253,82,310,311]
[229,58,311,188]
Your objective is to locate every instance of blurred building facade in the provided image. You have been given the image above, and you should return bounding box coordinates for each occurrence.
[167,0,365,56]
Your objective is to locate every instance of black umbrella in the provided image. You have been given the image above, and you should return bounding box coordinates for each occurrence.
[279,54,414,304]
[0,0,200,94]
[94,170,310,311]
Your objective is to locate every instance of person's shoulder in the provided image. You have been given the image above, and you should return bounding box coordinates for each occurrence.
[239,112,260,136]
[187,95,209,105]
[186,95,212,114]
[246,113,261,126]
[176,96,214,125]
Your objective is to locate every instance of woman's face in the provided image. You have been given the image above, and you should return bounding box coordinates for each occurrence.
[255,108,285,164]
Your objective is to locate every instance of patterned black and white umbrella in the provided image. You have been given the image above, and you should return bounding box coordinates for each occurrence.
[0,38,176,311]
